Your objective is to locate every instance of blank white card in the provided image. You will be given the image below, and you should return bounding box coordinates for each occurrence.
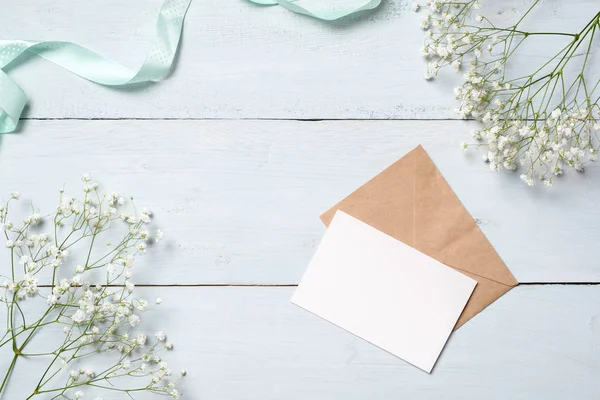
[292,211,477,372]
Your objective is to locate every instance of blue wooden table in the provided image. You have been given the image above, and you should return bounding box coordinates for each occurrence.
[1,1,599,398]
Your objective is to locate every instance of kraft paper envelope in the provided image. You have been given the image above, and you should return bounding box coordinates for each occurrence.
[321,145,518,329]
[292,210,477,373]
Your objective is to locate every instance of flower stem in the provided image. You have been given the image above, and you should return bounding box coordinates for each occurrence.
[0,352,19,393]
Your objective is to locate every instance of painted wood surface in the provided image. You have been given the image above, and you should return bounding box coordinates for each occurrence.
[2,0,600,398]
[3,0,597,120]
[0,120,599,284]
[2,285,600,399]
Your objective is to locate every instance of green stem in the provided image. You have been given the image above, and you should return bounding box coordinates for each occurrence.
[0,352,18,393]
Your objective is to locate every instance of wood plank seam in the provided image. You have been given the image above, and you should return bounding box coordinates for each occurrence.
[35,283,600,287]
[21,117,469,121]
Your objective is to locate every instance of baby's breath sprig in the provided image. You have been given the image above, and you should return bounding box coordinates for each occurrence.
[0,175,184,399]
[415,0,600,186]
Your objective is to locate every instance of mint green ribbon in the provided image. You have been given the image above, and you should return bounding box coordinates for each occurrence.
[0,0,381,133]
[247,0,382,20]
[0,0,191,133]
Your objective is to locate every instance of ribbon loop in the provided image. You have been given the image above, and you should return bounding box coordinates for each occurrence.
[247,0,382,21]
[0,0,382,133]
[0,0,192,133]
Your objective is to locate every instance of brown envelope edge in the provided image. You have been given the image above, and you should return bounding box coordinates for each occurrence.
[320,145,518,330]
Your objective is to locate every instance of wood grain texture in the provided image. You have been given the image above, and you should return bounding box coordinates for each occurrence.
[0,120,599,284]
[1,285,600,399]
[3,2,600,398]
[3,0,597,120]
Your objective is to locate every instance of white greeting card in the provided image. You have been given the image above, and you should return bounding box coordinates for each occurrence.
[292,211,477,372]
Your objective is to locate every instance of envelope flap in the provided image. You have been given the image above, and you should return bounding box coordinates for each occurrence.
[321,148,417,245]
[412,146,517,286]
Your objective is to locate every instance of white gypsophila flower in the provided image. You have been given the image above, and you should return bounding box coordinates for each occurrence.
[136,333,147,346]
[71,309,87,324]
[0,178,185,398]
[72,274,83,285]
[156,331,166,341]
[47,295,58,306]
[128,314,141,327]
[106,263,116,275]
[415,0,600,185]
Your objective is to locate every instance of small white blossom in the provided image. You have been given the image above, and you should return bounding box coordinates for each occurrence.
[0,181,185,397]
[46,294,58,306]
[72,274,83,286]
[520,174,534,186]
[128,314,141,327]
[136,333,147,346]
[71,309,87,324]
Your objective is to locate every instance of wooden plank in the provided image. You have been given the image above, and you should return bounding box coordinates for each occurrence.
[3,0,597,119]
[0,120,598,283]
[1,285,599,398]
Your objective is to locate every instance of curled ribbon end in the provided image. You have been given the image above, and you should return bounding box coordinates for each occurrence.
[0,113,18,134]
